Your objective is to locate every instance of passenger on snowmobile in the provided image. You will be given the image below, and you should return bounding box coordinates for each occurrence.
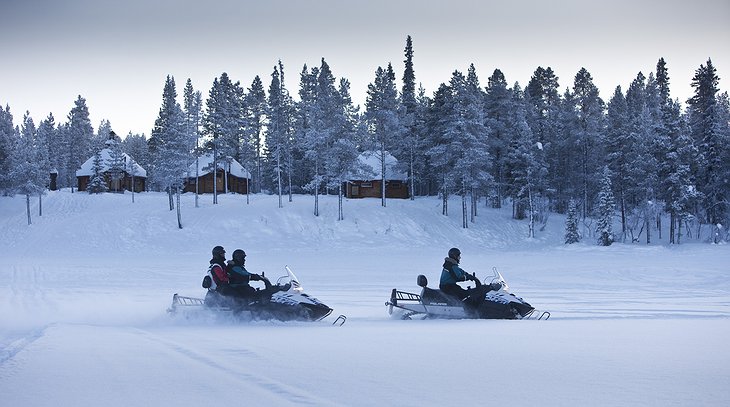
[439,248,476,300]
[207,245,235,296]
[226,249,291,301]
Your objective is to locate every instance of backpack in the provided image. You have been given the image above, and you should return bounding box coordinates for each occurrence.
[202,263,219,290]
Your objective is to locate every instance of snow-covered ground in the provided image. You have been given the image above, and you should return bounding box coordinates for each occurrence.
[1,190,728,406]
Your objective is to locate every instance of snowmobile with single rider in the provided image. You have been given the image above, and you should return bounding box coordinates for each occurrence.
[385,268,549,320]
[169,266,344,324]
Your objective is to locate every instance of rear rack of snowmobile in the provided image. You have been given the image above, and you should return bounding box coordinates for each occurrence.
[167,293,205,313]
[386,289,428,316]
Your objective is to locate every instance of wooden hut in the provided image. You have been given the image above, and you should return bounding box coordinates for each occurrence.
[345,151,409,199]
[184,154,250,194]
[76,142,147,193]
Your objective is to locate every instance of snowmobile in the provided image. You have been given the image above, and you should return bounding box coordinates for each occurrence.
[169,266,344,324]
[385,268,550,320]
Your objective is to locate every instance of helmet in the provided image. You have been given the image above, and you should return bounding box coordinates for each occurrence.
[212,246,226,257]
[448,247,461,260]
[232,249,246,263]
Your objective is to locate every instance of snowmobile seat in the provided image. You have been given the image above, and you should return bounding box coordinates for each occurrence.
[416,275,463,306]
[421,287,463,306]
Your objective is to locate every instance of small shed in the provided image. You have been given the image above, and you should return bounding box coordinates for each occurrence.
[345,151,409,199]
[184,154,250,194]
[76,145,147,193]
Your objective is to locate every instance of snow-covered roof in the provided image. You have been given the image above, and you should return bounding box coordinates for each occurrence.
[187,153,251,179]
[76,148,147,177]
[353,151,407,181]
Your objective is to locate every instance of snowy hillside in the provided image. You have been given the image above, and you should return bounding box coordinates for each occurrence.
[1,190,729,407]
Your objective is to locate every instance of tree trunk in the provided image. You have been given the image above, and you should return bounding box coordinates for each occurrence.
[26,194,32,225]
[277,151,283,209]
[176,189,182,229]
[381,144,387,208]
[461,190,467,228]
[38,194,43,217]
[338,183,344,221]
[194,157,199,208]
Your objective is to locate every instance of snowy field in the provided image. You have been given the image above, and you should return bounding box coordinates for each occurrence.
[1,190,729,406]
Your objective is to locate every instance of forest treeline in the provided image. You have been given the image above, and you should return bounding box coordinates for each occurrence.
[1,36,728,243]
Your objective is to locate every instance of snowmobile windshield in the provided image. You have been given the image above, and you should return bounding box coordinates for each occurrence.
[487,267,509,291]
[281,266,304,292]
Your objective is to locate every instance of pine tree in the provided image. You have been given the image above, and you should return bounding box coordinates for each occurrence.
[106,132,126,192]
[504,84,546,236]
[245,76,266,193]
[66,96,94,192]
[604,86,631,241]
[35,113,54,214]
[10,112,47,224]
[366,63,403,208]
[152,75,192,227]
[572,68,605,219]
[266,63,288,207]
[484,69,511,208]
[398,35,421,200]
[204,73,238,204]
[427,70,491,226]
[564,199,581,244]
[553,88,582,214]
[425,83,457,215]
[86,148,108,194]
[525,66,561,212]
[325,78,361,221]
[596,167,616,246]
[184,78,203,207]
[0,105,17,193]
[687,59,726,231]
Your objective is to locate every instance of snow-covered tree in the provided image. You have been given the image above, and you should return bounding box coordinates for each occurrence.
[427,69,491,226]
[0,105,17,194]
[10,112,48,224]
[564,199,581,244]
[106,132,126,192]
[203,73,241,204]
[266,62,296,207]
[86,148,108,194]
[152,75,192,227]
[572,68,605,219]
[505,85,547,236]
[596,167,616,246]
[484,69,512,208]
[325,78,361,221]
[687,58,727,233]
[244,75,266,194]
[183,78,203,207]
[365,63,404,208]
[65,96,94,192]
[35,113,54,214]
[525,66,561,211]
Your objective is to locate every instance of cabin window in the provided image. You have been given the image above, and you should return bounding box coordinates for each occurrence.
[361,182,372,188]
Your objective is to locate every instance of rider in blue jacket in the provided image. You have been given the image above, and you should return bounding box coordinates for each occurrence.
[439,247,478,300]
[227,249,290,301]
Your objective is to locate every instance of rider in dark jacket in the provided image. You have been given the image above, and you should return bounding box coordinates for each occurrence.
[227,249,264,298]
[440,247,484,301]
[226,249,291,301]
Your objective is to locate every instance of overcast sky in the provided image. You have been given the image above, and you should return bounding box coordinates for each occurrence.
[1,0,728,136]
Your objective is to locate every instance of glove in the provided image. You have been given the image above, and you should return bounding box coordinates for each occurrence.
[490,282,502,291]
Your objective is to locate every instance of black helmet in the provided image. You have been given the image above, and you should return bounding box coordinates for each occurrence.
[212,246,226,257]
[232,249,246,263]
[448,247,461,260]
